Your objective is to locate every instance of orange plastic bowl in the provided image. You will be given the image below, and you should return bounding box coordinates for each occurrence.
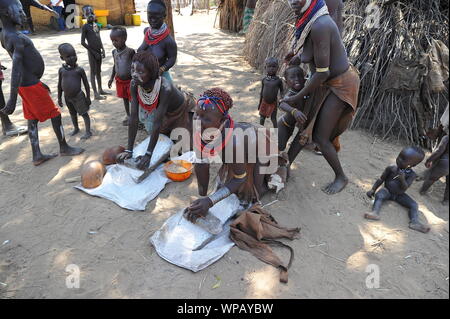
[164,160,193,182]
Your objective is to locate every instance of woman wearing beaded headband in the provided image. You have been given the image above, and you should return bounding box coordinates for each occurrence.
[116,51,194,171]
[281,0,360,195]
[137,0,177,82]
[186,88,277,222]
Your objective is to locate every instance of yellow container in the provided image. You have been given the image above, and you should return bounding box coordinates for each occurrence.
[74,16,83,28]
[81,18,87,26]
[97,16,107,26]
[94,10,109,17]
[132,14,141,26]
[124,13,133,26]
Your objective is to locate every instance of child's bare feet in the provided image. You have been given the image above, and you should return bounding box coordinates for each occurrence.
[80,131,92,140]
[70,128,80,136]
[33,153,58,166]
[409,221,430,233]
[60,145,85,156]
[364,212,380,220]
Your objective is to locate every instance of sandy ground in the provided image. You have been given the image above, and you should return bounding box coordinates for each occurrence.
[0,12,448,299]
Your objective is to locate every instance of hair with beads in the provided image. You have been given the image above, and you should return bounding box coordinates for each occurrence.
[132,51,160,81]
[200,88,233,114]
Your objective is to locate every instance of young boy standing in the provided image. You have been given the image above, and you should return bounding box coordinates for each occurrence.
[258,57,283,128]
[81,5,108,100]
[108,26,135,126]
[57,43,92,139]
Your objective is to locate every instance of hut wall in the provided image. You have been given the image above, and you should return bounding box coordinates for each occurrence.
[219,0,245,32]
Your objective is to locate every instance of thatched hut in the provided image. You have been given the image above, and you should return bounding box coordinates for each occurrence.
[243,0,449,147]
[218,0,245,32]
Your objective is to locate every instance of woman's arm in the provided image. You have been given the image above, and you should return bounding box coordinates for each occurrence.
[125,83,140,155]
[195,163,210,196]
[136,86,171,170]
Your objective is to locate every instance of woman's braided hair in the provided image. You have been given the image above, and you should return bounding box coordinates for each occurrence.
[202,88,233,112]
[132,51,160,81]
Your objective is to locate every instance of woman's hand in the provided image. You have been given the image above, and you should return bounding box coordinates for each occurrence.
[116,152,132,163]
[292,109,307,125]
[185,198,213,223]
[136,153,151,170]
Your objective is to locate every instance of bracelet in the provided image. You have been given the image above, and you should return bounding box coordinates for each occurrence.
[160,66,166,72]
[208,187,231,206]
[145,151,153,157]
[233,172,247,179]
[291,109,297,117]
[316,67,330,73]
[124,150,133,154]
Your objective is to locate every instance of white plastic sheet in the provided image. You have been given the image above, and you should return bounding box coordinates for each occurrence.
[150,195,243,272]
[75,135,194,211]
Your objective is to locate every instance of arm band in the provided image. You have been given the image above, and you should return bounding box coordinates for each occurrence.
[208,187,231,206]
[315,67,330,73]
[291,109,297,117]
[233,172,247,179]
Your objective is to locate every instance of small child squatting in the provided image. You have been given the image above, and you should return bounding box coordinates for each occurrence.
[365,146,430,233]
[57,43,92,139]
[258,57,283,128]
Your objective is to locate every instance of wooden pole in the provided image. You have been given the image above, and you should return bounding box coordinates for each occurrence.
[164,0,175,39]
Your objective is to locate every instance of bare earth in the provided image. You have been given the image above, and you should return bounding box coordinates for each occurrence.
[0,12,448,299]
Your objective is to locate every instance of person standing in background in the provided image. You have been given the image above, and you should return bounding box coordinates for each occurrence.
[49,0,65,31]
[19,0,59,34]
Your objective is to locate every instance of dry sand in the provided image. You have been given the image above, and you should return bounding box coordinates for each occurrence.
[0,12,448,299]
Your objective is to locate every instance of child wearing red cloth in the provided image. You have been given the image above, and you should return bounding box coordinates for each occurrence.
[258,57,283,128]
[0,0,84,166]
[108,26,135,126]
